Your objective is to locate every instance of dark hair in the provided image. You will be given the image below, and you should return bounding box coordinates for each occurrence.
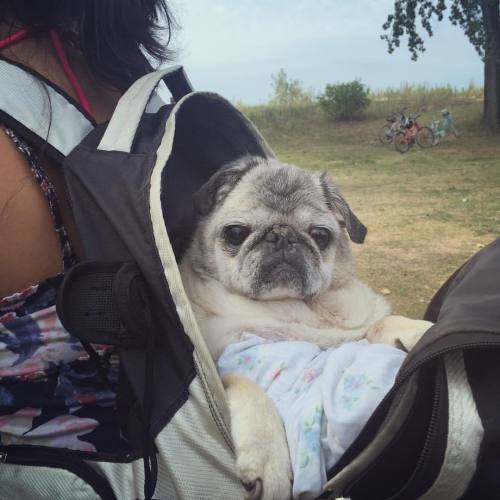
[0,0,176,91]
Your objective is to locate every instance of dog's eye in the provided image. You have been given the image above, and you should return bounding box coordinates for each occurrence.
[224,225,250,246]
[310,227,331,250]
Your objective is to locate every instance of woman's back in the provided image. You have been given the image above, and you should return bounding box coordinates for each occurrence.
[0,32,120,297]
[0,0,174,294]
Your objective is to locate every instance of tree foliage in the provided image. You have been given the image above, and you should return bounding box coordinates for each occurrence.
[270,69,313,107]
[382,1,500,131]
[319,80,371,121]
[381,1,485,60]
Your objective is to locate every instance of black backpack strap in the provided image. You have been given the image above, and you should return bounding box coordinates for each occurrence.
[57,260,160,500]
[0,58,95,164]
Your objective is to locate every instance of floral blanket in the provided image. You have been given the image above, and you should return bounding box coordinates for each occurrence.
[218,334,406,500]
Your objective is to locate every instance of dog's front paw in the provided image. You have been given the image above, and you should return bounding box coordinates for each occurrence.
[366,315,433,352]
[236,440,292,500]
[222,373,293,499]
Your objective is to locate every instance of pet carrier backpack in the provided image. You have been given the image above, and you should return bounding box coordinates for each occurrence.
[0,59,268,500]
[1,57,500,500]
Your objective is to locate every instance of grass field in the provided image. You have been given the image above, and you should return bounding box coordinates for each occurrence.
[244,101,500,318]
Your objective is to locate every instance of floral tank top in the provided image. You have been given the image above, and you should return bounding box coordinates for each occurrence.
[0,128,127,454]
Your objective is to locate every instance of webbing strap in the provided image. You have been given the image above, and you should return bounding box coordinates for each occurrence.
[97,66,193,153]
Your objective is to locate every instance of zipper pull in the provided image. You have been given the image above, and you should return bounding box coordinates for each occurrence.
[0,451,7,463]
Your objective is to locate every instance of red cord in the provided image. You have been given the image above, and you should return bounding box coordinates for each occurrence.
[49,30,93,118]
[0,28,93,119]
[0,28,32,50]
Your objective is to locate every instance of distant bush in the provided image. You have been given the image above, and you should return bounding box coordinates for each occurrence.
[319,80,370,120]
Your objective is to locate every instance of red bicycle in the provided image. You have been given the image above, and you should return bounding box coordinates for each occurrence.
[394,114,434,153]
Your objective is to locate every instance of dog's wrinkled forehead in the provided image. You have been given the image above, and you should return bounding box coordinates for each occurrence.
[242,161,320,214]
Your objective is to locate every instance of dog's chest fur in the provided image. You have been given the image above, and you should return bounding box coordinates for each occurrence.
[180,262,391,359]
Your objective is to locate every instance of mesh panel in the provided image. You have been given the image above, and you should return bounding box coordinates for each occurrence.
[0,465,102,500]
[64,272,121,333]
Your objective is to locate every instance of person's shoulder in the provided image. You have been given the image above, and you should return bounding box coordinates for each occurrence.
[0,127,63,297]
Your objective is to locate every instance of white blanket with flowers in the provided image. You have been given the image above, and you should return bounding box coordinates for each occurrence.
[217,334,406,500]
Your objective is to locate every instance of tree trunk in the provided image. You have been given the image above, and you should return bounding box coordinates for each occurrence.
[481,0,500,132]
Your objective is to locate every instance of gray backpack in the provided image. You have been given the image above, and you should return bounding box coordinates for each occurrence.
[2,58,500,500]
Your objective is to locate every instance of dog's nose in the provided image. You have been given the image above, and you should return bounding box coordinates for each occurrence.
[265,225,298,249]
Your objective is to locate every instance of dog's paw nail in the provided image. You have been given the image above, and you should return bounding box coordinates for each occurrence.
[242,480,255,491]
[242,478,263,499]
[394,338,408,352]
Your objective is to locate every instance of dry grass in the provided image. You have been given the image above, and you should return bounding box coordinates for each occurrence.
[256,102,500,318]
[368,82,483,118]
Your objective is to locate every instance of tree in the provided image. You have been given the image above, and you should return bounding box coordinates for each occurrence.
[382,0,500,132]
[270,69,312,107]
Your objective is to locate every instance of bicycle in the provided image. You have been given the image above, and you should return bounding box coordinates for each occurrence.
[378,109,407,145]
[394,114,434,153]
[430,109,459,145]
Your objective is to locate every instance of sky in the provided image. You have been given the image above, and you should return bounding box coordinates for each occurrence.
[167,0,483,104]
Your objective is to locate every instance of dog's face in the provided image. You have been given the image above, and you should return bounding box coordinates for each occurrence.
[185,156,367,301]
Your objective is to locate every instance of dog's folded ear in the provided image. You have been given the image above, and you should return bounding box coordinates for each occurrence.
[319,172,367,244]
[194,155,262,216]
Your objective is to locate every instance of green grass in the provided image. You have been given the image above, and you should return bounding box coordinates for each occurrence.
[242,100,500,318]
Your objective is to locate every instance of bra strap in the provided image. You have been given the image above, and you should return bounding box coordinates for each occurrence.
[49,30,93,118]
[0,27,94,119]
[0,28,33,50]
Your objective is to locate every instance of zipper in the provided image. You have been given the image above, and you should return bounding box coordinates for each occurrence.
[410,370,442,474]
[385,363,446,500]
[327,340,500,497]
[1,445,118,500]
[396,339,500,384]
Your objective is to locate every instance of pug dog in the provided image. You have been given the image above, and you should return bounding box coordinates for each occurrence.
[179,155,432,500]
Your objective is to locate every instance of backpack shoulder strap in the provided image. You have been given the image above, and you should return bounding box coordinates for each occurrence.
[98,65,192,153]
[0,58,95,163]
